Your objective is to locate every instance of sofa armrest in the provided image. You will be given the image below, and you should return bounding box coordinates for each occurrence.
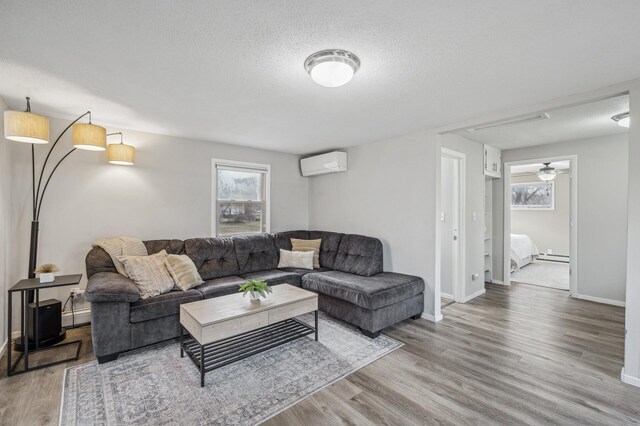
[86,272,140,303]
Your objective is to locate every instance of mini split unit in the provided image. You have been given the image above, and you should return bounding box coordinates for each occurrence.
[300,151,347,176]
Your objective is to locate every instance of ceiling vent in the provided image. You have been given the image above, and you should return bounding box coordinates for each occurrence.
[466,113,550,133]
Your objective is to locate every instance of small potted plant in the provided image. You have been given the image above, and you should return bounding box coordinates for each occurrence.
[239,279,272,303]
[35,263,60,283]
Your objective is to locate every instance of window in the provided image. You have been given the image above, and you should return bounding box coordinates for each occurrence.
[212,159,270,236]
[511,181,555,210]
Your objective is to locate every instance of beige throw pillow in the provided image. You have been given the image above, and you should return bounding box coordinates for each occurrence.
[291,239,321,268]
[118,250,174,299]
[166,254,204,291]
[277,249,314,270]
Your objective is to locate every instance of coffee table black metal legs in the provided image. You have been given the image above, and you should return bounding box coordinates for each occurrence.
[180,312,319,387]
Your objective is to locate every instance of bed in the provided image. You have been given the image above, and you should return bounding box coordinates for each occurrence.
[510,234,539,272]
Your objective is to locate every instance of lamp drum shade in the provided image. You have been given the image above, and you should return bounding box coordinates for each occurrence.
[4,110,50,144]
[73,123,106,151]
[108,143,135,165]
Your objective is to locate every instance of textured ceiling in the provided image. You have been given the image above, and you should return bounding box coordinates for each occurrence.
[1,1,639,154]
[456,95,629,150]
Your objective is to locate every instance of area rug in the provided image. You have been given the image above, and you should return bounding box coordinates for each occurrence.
[511,260,570,290]
[59,313,402,426]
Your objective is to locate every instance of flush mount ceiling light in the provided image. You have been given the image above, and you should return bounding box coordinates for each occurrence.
[304,49,360,88]
[612,111,630,128]
[537,162,557,182]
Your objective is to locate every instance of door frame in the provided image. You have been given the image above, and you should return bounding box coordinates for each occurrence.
[441,148,466,304]
[503,155,578,296]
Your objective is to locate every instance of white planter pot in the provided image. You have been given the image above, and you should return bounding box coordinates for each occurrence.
[39,272,55,283]
[250,291,261,304]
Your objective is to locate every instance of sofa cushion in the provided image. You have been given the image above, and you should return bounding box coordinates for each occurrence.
[273,230,310,253]
[278,267,330,277]
[85,272,141,303]
[309,231,344,269]
[301,271,424,310]
[240,269,301,287]
[144,239,185,255]
[233,233,278,274]
[184,237,239,280]
[130,289,202,323]
[196,275,246,299]
[332,234,383,277]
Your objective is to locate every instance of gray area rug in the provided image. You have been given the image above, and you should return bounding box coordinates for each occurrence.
[60,313,402,425]
[511,260,570,290]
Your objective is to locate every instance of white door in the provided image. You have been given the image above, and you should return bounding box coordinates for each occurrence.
[441,155,461,300]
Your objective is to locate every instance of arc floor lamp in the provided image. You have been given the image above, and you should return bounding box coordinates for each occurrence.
[4,97,136,299]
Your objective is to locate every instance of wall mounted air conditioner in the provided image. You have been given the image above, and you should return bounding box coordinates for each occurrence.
[300,151,347,177]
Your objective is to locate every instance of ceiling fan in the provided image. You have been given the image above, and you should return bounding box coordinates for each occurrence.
[537,163,557,181]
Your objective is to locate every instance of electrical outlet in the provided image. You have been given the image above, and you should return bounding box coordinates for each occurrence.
[546,249,553,255]
[71,288,85,297]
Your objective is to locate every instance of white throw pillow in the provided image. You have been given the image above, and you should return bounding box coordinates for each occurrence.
[118,250,175,299]
[277,249,314,270]
[165,254,204,291]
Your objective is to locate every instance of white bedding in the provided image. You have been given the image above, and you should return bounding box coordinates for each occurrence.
[510,234,539,272]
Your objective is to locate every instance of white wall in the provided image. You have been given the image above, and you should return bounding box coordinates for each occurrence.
[492,133,628,304]
[9,116,309,329]
[440,156,454,297]
[623,81,640,385]
[441,134,486,300]
[0,98,12,353]
[307,131,439,318]
[511,173,570,256]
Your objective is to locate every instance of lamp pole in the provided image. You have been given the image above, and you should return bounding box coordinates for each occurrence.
[26,108,91,288]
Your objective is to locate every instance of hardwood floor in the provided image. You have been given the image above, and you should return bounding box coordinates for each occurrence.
[2,282,640,425]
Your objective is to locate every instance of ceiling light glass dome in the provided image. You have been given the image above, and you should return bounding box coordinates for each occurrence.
[304,50,360,88]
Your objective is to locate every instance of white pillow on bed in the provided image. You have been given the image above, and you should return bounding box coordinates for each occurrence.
[277,249,314,270]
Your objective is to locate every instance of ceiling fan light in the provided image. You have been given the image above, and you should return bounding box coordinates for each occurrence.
[537,171,557,181]
[4,110,50,144]
[305,49,360,88]
[73,123,106,151]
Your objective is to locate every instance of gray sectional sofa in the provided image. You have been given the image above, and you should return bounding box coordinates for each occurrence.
[85,231,425,363]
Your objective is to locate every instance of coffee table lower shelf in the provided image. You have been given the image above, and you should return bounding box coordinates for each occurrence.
[180,313,318,387]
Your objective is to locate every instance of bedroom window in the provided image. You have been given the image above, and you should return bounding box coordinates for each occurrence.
[511,181,555,210]
[212,159,270,236]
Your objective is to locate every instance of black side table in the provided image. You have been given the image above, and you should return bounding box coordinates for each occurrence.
[7,274,83,376]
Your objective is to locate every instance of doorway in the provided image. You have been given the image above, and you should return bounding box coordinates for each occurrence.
[440,148,465,306]
[503,156,578,295]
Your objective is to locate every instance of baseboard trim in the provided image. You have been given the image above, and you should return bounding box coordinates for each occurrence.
[10,307,92,339]
[440,292,454,299]
[491,279,506,285]
[62,307,92,327]
[621,368,640,387]
[574,293,625,307]
[461,288,486,303]
[421,313,443,322]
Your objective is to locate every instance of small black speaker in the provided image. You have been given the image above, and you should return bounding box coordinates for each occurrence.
[28,299,62,341]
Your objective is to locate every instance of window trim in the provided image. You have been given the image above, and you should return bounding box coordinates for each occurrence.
[211,158,271,237]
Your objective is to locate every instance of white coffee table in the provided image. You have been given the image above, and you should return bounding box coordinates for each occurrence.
[179,283,319,386]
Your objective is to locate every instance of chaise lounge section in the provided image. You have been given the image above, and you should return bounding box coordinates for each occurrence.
[85,231,425,362]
